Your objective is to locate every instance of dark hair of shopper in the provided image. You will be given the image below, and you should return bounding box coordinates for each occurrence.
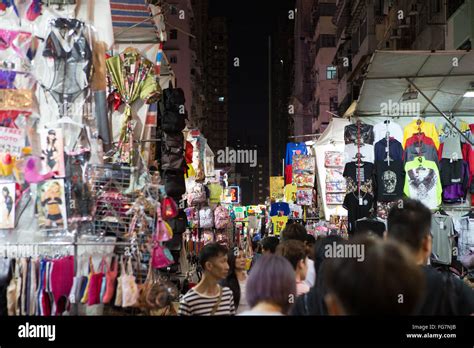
[280,223,307,242]
[221,248,242,309]
[305,234,316,245]
[276,240,306,270]
[323,237,424,315]
[198,242,228,271]
[261,236,279,253]
[246,255,296,314]
[387,199,432,253]
[313,235,345,277]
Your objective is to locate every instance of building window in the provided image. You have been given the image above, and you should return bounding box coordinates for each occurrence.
[170,5,178,15]
[431,0,441,13]
[218,97,225,102]
[330,96,338,111]
[326,66,337,80]
[320,34,336,47]
[170,55,178,64]
[170,29,178,40]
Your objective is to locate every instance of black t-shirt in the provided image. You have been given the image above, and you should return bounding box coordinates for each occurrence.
[417,266,474,315]
[354,219,386,238]
[343,162,375,194]
[344,124,374,145]
[375,160,404,202]
[343,193,375,235]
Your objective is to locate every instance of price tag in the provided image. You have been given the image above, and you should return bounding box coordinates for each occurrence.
[385,146,389,153]
[440,221,445,230]
[130,63,136,74]
[359,196,363,206]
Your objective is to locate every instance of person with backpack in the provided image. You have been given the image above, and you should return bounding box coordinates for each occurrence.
[387,199,474,315]
[179,243,235,316]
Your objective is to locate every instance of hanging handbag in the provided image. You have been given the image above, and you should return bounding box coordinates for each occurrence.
[121,258,139,308]
[156,203,173,242]
[102,257,118,304]
[114,256,124,307]
[161,196,178,220]
[152,239,175,270]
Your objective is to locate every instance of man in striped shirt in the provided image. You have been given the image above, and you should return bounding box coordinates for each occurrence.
[179,243,236,316]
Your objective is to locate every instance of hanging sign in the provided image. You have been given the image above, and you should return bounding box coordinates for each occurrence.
[0,127,25,157]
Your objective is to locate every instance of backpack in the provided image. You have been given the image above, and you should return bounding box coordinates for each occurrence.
[161,132,185,171]
[160,87,187,133]
[199,207,214,229]
[161,197,178,220]
[187,183,207,206]
[167,210,188,235]
[184,207,199,228]
[152,242,175,269]
[163,87,185,110]
[164,170,186,198]
[214,205,230,230]
[161,109,186,134]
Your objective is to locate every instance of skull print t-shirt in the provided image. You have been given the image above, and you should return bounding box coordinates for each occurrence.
[375,160,404,202]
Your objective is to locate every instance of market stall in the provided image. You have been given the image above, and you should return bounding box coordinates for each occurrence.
[338,50,474,268]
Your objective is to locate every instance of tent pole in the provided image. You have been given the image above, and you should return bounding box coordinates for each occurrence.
[405,78,473,146]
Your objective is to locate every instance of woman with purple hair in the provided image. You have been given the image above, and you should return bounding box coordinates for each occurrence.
[239,255,296,315]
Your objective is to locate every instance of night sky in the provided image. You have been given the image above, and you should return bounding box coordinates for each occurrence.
[209,0,295,150]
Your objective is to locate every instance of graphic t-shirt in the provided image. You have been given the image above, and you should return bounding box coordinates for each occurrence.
[284,184,297,203]
[343,162,375,194]
[269,202,290,217]
[285,143,308,166]
[271,216,288,236]
[344,144,374,163]
[343,193,375,235]
[404,158,442,209]
[375,160,404,202]
[208,183,223,204]
[344,124,374,145]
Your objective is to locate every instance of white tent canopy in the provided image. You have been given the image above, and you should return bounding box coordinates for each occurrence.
[356,50,474,117]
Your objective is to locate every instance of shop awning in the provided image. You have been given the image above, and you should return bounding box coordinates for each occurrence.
[356,50,474,117]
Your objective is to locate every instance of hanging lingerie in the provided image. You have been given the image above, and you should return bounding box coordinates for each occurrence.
[40,18,92,116]
[64,148,93,222]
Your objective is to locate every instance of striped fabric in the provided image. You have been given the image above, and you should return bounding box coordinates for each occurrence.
[179,286,236,316]
[110,0,154,29]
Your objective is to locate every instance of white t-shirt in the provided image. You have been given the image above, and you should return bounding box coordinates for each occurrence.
[344,144,374,164]
[373,121,404,144]
[237,278,251,314]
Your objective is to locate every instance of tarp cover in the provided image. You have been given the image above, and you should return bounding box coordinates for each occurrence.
[357,50,474,117]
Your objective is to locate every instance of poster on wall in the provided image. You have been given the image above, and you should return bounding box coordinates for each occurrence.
[0,126,25,157]
[39,128,65,177]
[0,182,15,229]
[36,179,68,230]
[270,176,284,201]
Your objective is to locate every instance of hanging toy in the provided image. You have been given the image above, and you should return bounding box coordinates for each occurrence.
[24,156,57,183]
[0,153,12,175]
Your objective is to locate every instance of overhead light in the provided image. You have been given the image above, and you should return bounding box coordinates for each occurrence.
[464,83,474,98]
[402,86,419,101]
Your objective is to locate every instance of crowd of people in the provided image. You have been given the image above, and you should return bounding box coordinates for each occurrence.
[178,199,474,316]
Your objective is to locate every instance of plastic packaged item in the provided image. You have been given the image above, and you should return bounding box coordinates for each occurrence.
[325,151,344,167]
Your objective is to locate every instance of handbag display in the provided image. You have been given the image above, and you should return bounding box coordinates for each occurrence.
[121,258,139,308]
